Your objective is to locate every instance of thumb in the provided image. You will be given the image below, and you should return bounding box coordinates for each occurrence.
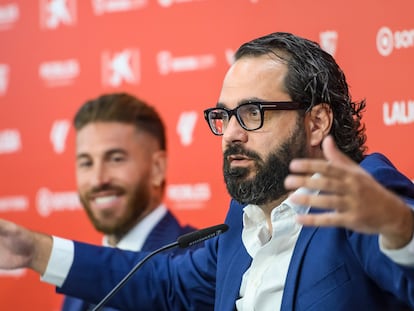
[322,135,353,167]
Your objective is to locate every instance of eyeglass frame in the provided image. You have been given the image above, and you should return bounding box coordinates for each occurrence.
[203,101,307,136]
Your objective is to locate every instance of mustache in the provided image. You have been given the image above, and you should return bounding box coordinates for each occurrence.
[223,144,261,161]
[87,184,124,196]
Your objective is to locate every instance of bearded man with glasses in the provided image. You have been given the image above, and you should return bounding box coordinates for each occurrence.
[1,32,414,311]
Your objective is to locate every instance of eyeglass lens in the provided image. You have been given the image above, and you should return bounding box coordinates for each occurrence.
[208,103,262,134]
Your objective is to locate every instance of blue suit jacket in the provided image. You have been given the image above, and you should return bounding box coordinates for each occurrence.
[60,210,196,311]
[58,153,414,310]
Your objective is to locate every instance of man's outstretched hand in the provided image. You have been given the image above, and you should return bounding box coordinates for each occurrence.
[284,135,414,249]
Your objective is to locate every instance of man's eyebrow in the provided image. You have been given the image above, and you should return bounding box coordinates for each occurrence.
[76,148,127,160]
[216,97,264,108]
[76,153,89,161]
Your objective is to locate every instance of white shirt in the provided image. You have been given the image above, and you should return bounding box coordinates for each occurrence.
[236,187,314,311]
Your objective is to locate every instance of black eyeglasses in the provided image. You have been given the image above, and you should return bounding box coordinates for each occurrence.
[203,101,306,136]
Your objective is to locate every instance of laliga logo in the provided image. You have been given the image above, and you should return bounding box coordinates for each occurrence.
[40,0,77,29]
[383,100,414,125]
[101,48,140,87]
[376,26,414,56]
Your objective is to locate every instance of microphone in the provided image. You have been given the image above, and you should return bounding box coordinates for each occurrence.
[90,223,229,311]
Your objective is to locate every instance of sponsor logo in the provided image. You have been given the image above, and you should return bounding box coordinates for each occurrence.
[92,0,147,15]
[0,129,21,154]
[176,111,198,146]
[157,50,215,75]
[101,48,140,87]
[383,100,414,125]
[50,120,70,153]
[38,59,80,86]
[0,268,26,278]
[377,26,414,57]
[166,183,211,209]
[36,188,81,217]
[40,0,77,29]
[0,196,28,212]
[158,0,204,8]
[0,3,19,30]
[224,48,235,65]
[319,30,338,56]
[0,64,9,95]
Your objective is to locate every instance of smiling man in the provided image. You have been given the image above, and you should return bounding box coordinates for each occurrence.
[61,93,197,311]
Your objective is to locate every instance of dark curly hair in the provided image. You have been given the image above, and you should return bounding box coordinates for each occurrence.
[234,32,367,163]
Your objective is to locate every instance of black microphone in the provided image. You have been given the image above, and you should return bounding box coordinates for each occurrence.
[90,223,229,311]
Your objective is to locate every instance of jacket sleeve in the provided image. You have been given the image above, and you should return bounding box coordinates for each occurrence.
[56,237,218,311]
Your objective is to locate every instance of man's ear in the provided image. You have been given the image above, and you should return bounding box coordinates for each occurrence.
[151,150,167,187]
[306,103,333,147]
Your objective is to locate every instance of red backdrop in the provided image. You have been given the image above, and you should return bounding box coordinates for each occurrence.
[0,0,413,310]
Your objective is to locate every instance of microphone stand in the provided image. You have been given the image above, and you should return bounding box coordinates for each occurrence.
[90,241,178,311]
[89,223,228,310]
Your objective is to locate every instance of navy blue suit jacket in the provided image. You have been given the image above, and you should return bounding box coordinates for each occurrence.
[60,210,196,311]
[58,153,414,310]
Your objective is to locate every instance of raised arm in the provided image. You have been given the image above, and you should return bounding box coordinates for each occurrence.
[0,218,52,274]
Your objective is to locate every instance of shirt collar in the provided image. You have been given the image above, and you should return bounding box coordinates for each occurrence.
[243,185,320,230]
[102,204,167,251]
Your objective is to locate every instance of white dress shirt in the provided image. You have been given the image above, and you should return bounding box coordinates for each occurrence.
[236,186,314,311]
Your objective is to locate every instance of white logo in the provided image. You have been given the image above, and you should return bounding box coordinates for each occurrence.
[377,26,414,57]
[224,48,235,65]
[36,188,81,217]
[0,64,9,95]
[0,196,28,212]
[319,30,338,56]
[166,183,211,209]
[0,3,19,30]
[101,48,140,87]
[158,0,204,8]
[377,27,394,57]
[39,58,80,86]
[0,268,26,278]
[50,119,70,153]
[157,51,215,75]
[40,0,77,29]
[177,111,198,146]
[383,100,414,125]
[92,0,148,15]
[0,129,21,154]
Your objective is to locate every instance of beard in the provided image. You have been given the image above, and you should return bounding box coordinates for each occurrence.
[223,121,307,205]
[80,180,151,236]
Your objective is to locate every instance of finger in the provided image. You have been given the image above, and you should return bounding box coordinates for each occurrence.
[322,135,355,168]
[288,158,342,177]
[284,174,346,195]
[296,212,346,227]
[289,191,348,212]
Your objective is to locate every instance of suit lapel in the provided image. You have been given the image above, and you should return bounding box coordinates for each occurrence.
[280,218,319,310]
